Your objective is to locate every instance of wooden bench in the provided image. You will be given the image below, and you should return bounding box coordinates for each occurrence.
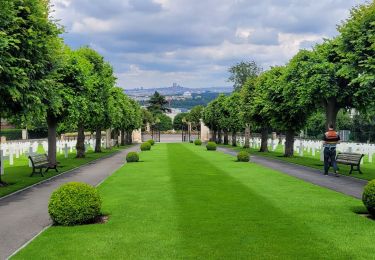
[28,154,58,177]
[336,152,364,174]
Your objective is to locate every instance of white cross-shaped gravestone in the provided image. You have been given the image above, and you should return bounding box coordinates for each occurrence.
[0,150,4,175]
[64,143,69,158]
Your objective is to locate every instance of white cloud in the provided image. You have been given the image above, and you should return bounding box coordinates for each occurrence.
[51,0,368,89]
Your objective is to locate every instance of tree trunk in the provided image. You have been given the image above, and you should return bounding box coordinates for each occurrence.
[76,123,85,158]
[284,129,295,157]
[223,130,229,145]
[244,126,250,148]
[212,129,217,142]
[47,113,58,165]
[325,98,340,130]
[259,127,269,152]
[126,130,133,145]
[217,129,222,144]
[95,126,102,153]
[120,129,125,146]
[232,131,237,146]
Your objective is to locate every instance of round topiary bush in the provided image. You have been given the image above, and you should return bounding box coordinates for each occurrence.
[48,182,101,226]
[194,139,202,146]
[237,151,250,162]
[147,139,155,146]
[189,140,193,143]
[206,141,217,151]
[363,180,375,217]
[140,142,152,151]
[126,152,139,162]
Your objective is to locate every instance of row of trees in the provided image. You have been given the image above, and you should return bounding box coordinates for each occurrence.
[0,0,141,185]
[203,2,375,157]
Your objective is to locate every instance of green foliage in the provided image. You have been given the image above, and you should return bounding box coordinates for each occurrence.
[147,91,171,114]
[147,139,155,146]
[206,142,217,151]
[228,61,262,92]
[140,142,152,151]
[126,152,139,163]
[48,182,101,226]
[173,113,189,130]
[187,105,204,131]
[362,180,375,217]
[154,113,173,131]
[194,139,202,146]
[0,129,22,140]
[237,151,250,162]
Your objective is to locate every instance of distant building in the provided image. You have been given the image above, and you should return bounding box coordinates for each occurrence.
[183,91,192,99]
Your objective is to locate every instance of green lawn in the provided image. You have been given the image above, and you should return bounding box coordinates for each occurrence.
[0,145,129,198]
[13,143,375,259]
[223,144,375,181]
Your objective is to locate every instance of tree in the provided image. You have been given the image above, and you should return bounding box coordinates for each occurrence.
[141,108,153,131]
[338,2,375,109]
[187,105,204,134]
[155,113,173,131]
[223,93,244,146]
[0,0,62,180]
[147,91,171,114]
[228,61,262,92]
[173,113,189,130]
[203,98,222,142]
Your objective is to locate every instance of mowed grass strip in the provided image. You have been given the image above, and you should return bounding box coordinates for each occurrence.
[14,143,375,259]
[0,146,129,198]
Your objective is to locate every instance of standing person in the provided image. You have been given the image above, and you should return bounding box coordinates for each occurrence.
[323,124,340,177]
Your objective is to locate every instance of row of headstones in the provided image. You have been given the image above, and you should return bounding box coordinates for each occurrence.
[231,136,374,164]
[0,138,103,175]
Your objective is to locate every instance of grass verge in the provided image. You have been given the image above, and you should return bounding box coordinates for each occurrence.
[222,144,375,181]
[13,143,375,259]
[0,145,129,198]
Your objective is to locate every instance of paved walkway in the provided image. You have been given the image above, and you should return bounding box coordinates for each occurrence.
[0,145,139,260]
[218,147,367,200]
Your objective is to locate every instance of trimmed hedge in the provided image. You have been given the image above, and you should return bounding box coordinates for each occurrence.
[147,139,155,146]
[206,142,217,151]
[126,152,139,163]
[237,151,250,162]
[363,180,375,217]
[194,139,202,146]
[48,182,101,226]
[140,142,152,151]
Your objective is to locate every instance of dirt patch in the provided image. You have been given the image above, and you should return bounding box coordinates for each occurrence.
[93,215,110,224]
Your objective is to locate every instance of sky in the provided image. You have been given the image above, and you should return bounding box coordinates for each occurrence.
[51,0,366,89]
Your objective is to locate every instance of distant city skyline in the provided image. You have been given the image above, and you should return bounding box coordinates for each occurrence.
[52,0,366,89]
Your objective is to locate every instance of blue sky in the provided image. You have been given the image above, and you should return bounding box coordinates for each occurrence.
[52,0,366,89]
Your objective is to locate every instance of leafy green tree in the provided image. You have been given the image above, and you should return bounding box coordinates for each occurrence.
[223,93,244,146]
[147,91,171,114]
[155,113,173,131]
[186,105,204,133]
[203,98,222,143]
[338,2,375,112]
[0,0,63,171]
[228,61,262,92]
[173,113,189,130]
[141,108,153,131]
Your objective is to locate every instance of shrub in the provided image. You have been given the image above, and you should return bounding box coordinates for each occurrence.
[194,139,202,146]
[363,180,375,217]
[126,152,139,162]
[147,139,155,146]
[189,140,193,143]
[206,141,217,151]
[237,151,250,162]
[48,182,101,226]
[140,142,152,151]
